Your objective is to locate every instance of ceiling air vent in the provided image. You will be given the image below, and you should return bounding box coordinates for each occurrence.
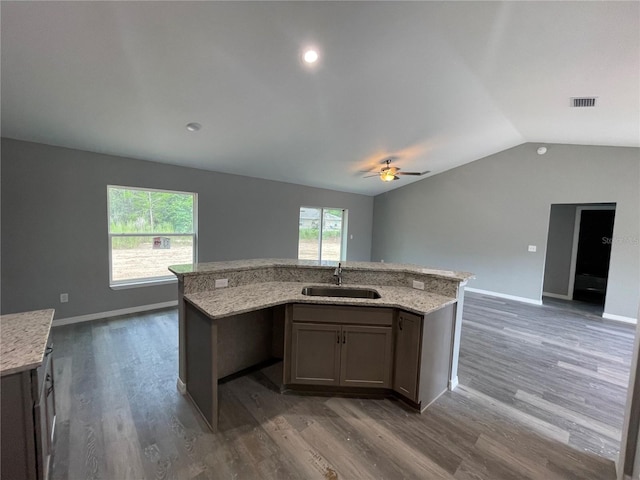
[571,97,597,108]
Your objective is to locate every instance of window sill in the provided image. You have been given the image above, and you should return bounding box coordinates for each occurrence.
[110,277,177,290]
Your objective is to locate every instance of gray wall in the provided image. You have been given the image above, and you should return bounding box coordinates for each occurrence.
[1,139,373,318]
[371,143,640,319]
[543,204,577,297]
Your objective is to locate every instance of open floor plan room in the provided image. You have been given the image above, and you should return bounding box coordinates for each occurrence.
[49,293,632,480]
[2,2,638,479]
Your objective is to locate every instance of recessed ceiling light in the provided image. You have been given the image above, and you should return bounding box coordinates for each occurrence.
[303,49,319,64]
[186,122,201,132]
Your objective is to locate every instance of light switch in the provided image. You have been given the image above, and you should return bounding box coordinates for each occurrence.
[60,293,69,303]
[412,280,425,290]
[528,245,537,252]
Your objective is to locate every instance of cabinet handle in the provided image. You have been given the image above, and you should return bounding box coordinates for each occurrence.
[399,317,403,330]
[337,332,340,343]
[342,332,346,344]
[45,346,53,356]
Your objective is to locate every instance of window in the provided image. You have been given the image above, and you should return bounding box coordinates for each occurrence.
[108,186,197,287]
[298,207,347,262]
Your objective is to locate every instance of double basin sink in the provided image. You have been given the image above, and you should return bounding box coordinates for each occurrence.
[301,286,381,299]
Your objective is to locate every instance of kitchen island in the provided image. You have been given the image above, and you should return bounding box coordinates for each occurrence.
[1,309,56,480]
[170,259,473,432]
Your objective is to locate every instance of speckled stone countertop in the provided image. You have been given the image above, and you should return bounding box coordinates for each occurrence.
[1,309,54,376]
[170,258,474,282]
[185,282,456,320]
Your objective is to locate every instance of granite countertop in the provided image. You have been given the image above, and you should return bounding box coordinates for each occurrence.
[1,309,55,376]
[185,282,456,320]
[170,258,474,282]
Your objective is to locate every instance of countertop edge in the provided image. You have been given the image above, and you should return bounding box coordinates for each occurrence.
[169,259,474,283]
[184,283,457,320]
[0,308,54,377]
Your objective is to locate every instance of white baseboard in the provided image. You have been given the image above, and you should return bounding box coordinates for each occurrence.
[53,300,178,326]
[542,292,572,301]
[465,287,543,306]
[176,377,187,394]
[449,376,459,390]
[603,312,637,325]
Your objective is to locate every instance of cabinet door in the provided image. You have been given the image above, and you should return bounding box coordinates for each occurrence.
[291,323,341,385]
[340,325,393,388]
[34,380,49,480]
[45,355,56,450]
[393,311,422,401]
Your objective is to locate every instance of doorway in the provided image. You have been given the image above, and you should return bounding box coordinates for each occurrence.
[543,203,616,308]
[572,208,616,305]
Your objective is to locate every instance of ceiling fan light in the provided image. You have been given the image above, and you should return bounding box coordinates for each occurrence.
[380,171,396,182]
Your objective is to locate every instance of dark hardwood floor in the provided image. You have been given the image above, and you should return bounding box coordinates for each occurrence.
[460,293,633,463]
[50,293,634,479]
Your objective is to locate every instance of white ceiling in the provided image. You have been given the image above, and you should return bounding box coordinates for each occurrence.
[2,1,638,196]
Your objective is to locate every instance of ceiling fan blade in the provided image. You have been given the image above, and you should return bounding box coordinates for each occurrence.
[397,170,431,176]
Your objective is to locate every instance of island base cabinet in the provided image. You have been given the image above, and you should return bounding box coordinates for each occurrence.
[291,323,341,385]
[1,339,55,480]
[417,304,456,409]
[341,325,392,388]
[393,311,422,402]
[290,322,393,388]
[393,305,456,410]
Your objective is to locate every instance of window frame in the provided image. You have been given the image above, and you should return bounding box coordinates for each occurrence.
[107,185,198,288]
[298,206,348,262]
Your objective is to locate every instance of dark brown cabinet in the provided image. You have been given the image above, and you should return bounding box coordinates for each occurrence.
[289,305,394,389]
[393,311,422,401]
[341,325,393,388]
[290,323,341,385]
[1,338,56,480]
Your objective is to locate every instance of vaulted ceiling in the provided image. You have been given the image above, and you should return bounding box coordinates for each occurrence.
[2,1,638,195]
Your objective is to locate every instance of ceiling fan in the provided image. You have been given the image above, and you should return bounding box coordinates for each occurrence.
[364,157,430,182]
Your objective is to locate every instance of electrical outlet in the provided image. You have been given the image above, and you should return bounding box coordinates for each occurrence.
[412,280,425,290]
[528,245,537,252]
[214,278,229,288]
[60,293,69,303]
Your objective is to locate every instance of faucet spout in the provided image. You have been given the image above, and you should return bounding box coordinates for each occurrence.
[333,262,343,286]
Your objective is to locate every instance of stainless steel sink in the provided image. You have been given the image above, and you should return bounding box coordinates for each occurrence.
[301,286,381,299]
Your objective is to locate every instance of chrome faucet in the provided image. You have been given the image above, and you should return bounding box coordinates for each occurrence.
[333,262,343,286]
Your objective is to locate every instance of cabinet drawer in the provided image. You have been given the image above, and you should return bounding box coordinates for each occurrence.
[292,304,392,326]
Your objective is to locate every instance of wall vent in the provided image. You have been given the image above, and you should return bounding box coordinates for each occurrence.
[571,97,597,107]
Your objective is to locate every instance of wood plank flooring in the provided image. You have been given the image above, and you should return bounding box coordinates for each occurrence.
[50,293,634,479]
[459,294,633,463]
